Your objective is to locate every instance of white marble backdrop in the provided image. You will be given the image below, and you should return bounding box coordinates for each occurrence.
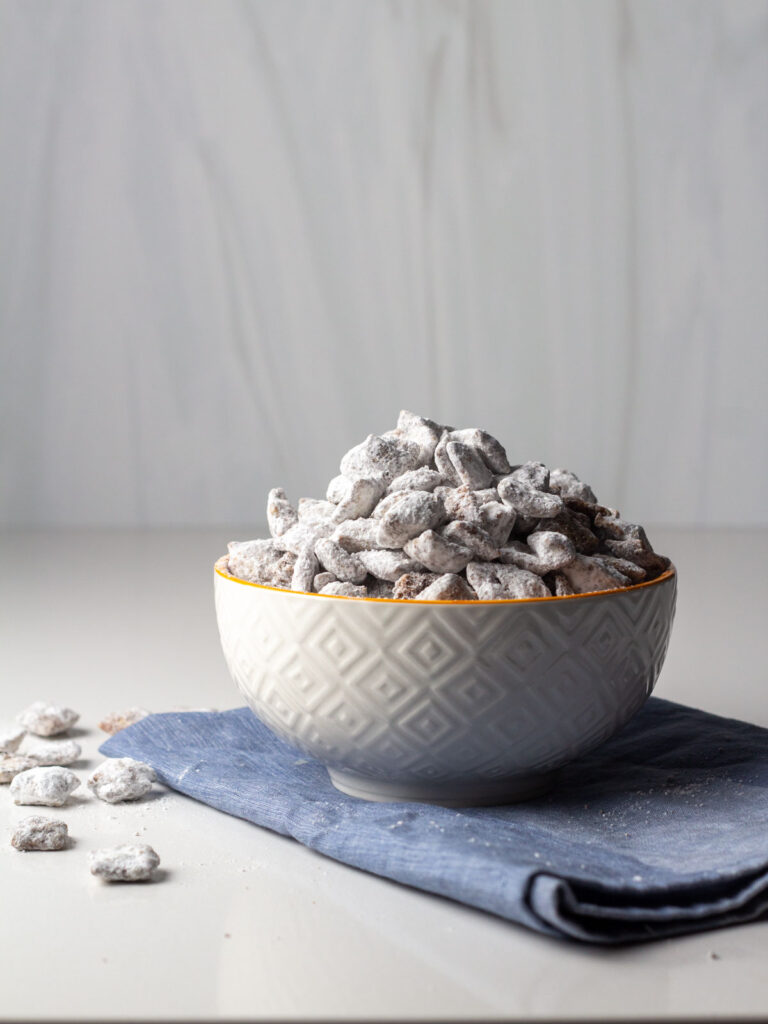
[1,0,766,528]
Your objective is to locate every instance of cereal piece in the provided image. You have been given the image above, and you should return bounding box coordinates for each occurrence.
[561,554,631,594]
[499,531,575,575]
[497,477,563,518]
[23,738,81,767]
[479,501,516,546]
[313,571,337,591]
[0,724,25,753]
[543,571,575,596]
[270,551,298,588]
[495,564,551,598]
[88,758,156,803]
[392,572,441,600]
[604,537,670,573]
[498,540,543,574]
[465,562,506,600]
[509,461,550,491]
[441,520,499,561]
[365,577,396,599]
[11,816,68,852]
[10,767,80,806]
[266,487,298,538]
[594,511,670,572]
[414,573,477,601]
[17,701,79,738]
[89,844,160,882]
[534,510,599,555]
[98,708,150,735]
[386,467,444,493]
[549,468,597,503]
[446,441,494,490]
[227,539,283,582]
[403,530,473,574]
[447,428,511,474]
[357,549,423,582]
[371,490,410,518]
[395,410,444,465]
[315,538,367,584]
[298,497,337,523]
[326,474,348,503]
[440,486,497,525]
[291,543,319,593]
[527,530,576,569]
[562,496,611,520]
[319,582,368,598]
[433,432,460,485]
[273,520,334,556]
[0,754,38,784]
[592,554,647,583]
[376,491,445,548]
[466,562,549,599]
[340,433,420,485]
[332,517,385,552]
[332,477,384,522]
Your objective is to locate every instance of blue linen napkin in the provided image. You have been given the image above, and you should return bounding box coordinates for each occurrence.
[100,697,768,944]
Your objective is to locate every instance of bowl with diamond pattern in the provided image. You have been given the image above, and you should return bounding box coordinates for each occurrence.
[214,557,677,806]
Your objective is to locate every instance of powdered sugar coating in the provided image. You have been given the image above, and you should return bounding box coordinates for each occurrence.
[98,708,150,735]
[357,549,422,582]
[89,844,160,882]
[445,441,494,490]
[11,816,68,851]
[0,754,38,784]
[266,488,298,538]
[332,478,384,522]
[17,702,79,737]
[414,573,476,602]
[0,723,25,753]
[224,411,669,599]
[10,766,80,806]
[319,581,368,598]
[315,538,367,584]
[23,738,81,767]
[290,543,319,593]
[87,758,156,804]
[403,531,473,574]
[376,491,445,548]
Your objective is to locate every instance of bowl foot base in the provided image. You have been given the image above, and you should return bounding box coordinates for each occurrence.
[327,768,557,807]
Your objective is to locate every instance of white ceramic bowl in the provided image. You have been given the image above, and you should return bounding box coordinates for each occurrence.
[214,557,677,805]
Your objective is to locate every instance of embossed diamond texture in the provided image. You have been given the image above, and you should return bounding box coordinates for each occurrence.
[216,577,677,783]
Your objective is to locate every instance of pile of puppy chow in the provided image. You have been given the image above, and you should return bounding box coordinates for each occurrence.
[227,411,669,601]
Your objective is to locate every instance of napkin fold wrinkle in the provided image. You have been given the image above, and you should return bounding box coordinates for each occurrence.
[100,697,768,945]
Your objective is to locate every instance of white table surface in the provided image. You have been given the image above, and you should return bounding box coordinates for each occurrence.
[1,527,767,1022]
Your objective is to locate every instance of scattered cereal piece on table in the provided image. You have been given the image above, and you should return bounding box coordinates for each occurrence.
[87,758,156,804]
[0,754,38,784]
[11,815,68,851]
[0,724,25,753]
[89,844,160,882]
[22,738,81,766]
[17,701,79,737]
[10,766,80,806]
[98,708,150,735]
